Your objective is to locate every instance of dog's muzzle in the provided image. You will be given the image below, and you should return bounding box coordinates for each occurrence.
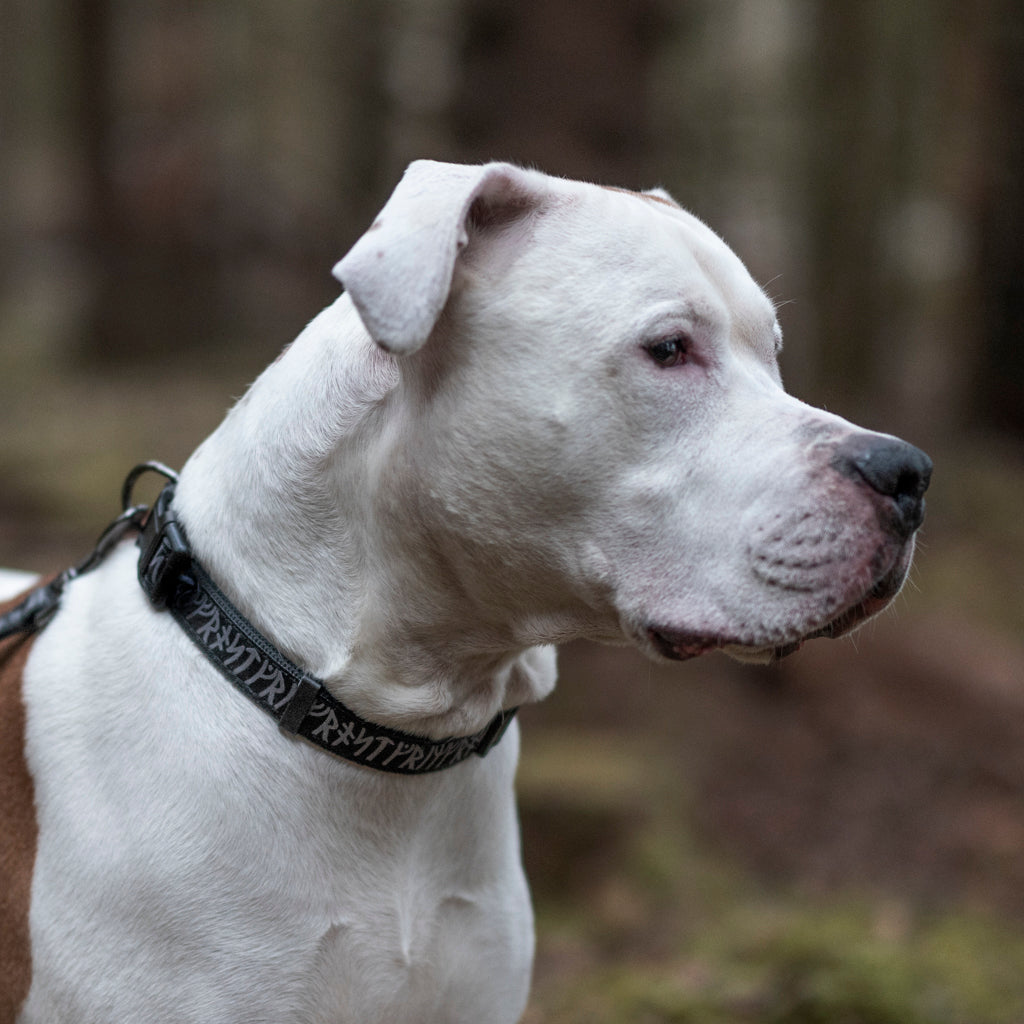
[648,434,932,665]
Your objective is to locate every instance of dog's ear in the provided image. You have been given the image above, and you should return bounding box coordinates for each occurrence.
[644,186,682,208]
[333,160,543,355]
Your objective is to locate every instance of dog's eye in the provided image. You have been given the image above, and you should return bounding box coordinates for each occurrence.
[645,335,689,368]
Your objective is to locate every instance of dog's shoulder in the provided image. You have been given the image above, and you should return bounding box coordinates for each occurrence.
[0,585,42,1021]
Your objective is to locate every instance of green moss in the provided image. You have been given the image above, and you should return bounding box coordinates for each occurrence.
[523,738,1024,1024]
[529,896,1024,1024]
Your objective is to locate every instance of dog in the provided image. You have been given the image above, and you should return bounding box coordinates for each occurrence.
[0,160,931,1023]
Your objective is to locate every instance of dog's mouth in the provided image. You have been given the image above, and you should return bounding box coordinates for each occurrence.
[646,560,908,665]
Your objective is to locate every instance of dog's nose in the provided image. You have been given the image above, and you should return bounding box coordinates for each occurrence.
[831,434,933,536]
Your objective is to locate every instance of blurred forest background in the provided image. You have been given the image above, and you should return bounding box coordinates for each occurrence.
[2,1,1024,1021]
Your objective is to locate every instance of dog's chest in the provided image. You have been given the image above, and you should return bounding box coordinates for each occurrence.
[296,790,535,1022]
[24,737,532,1024]
[302,883,532,1023]
[18,569,533,1023]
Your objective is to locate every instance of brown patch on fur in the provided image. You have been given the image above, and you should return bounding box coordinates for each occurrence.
[600,185,681,210]
[0,589,40,1023]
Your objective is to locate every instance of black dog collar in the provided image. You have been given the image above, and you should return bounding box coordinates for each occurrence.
[136,475,517,774]
[0,463,516,774]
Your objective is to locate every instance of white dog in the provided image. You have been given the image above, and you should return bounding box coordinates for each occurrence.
[0,160,930,1023]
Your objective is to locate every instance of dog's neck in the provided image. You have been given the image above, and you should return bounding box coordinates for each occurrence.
[173,297,556,740]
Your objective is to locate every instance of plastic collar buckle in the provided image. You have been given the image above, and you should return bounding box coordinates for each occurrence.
[137,485,192,610]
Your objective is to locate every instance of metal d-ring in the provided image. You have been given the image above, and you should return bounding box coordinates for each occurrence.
[121,461,179,513]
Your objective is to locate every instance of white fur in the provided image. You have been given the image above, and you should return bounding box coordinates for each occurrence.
[14,160,921,1022]
[0,569,39,602]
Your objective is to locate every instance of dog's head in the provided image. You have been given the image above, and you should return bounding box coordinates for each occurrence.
[335,160,931,664]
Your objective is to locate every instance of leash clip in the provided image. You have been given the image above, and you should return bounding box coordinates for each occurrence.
[0,476,157,642]
[0,576,68,639]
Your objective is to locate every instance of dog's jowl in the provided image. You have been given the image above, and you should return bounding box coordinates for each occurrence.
[0,161,930,1024]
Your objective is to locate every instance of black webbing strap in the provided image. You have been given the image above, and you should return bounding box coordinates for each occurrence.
[137,484,517,774]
